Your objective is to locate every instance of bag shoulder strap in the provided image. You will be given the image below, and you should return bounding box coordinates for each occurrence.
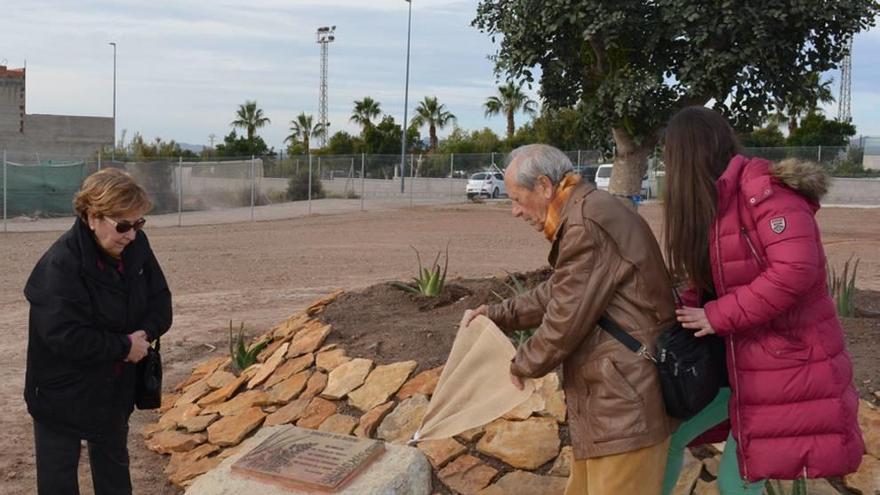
[597,316,655,362]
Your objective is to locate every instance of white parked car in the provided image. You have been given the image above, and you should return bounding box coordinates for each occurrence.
[594,164,654,199]
[466,171,506,199]
[594,164,614,190]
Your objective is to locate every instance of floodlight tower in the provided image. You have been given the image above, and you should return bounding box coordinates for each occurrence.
[838,37,853,123]
[316,26,336,148]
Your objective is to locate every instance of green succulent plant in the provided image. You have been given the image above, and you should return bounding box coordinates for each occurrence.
[391,243,450,297]
[828,256,859,317]
[765,479,807,495]
[228,321,269,375]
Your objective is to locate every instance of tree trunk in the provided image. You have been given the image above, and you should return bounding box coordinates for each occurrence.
[609,127,657,200]
[430,124,437,151]
[506,111,515,140]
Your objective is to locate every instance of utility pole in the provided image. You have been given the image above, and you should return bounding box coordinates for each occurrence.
[316,26,336,149]
[109,42,117,161]
[399,0,413,193]
[838,37,853,123]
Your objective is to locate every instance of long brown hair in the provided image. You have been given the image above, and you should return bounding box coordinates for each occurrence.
[662,107,741,291]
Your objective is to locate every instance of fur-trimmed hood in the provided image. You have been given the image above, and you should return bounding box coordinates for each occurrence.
[770,159,829,202]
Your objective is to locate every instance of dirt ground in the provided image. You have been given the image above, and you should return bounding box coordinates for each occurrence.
[1,202,879,494]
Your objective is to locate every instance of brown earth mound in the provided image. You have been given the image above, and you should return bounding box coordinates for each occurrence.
[323,280,880,403]
[320,269,551,373]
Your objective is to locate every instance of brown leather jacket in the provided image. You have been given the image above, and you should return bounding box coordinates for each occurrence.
[488,182,676,459]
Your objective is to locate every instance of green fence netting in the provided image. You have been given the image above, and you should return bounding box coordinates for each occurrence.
[3,161,85,216]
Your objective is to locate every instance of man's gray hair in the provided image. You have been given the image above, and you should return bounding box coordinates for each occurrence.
[506,144,574,189]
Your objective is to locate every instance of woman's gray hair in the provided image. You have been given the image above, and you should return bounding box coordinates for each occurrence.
[506,144,574,189]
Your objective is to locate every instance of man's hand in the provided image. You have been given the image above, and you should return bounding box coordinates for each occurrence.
[126,330,150,363]
[676,307,717,337]
[510,372,524,390]
[464,305,489,326]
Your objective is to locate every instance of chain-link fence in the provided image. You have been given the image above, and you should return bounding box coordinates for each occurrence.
[2,146,876,232]
[742,146,849,170]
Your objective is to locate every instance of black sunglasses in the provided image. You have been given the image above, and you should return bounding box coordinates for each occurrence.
[106,217,146,234]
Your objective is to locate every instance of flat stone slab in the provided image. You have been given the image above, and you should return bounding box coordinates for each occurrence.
[286,321,332,357]
[476,417,560,470]
[184,425,432,495]
[315,348,350,372]
[348,360,417,412]
[264,354,314,389]
[377,394,429,444]
[397,366,443,400]
[477,470,567,495]
[322,358,373,400]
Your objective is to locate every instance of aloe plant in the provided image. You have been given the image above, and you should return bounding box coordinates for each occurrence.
[828,256,859,317]
[391,243,450,297]
[493,272,535,347]
[228,321,269,375]
[765,479,806,495]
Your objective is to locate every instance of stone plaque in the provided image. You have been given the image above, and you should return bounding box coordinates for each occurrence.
[231,426,385,492]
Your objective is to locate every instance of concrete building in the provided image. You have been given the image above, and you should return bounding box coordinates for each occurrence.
[0,65,112,162]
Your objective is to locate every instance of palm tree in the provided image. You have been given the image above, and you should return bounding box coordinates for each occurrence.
[410,96,456,151]
[231,100,271,145]
[771,73,835,135]
[484,83,538,140]
[350,97,382,135]
[284,113,326,154]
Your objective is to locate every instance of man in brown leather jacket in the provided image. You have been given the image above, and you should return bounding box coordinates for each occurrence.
[469,144,676,495]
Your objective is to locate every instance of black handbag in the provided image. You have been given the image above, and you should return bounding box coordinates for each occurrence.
[135,338,163,410]
[597,316,722,420]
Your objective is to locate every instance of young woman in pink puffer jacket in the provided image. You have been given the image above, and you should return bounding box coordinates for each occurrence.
[660,106,864,495]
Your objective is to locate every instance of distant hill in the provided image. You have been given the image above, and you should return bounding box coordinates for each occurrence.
[178,142,206,154]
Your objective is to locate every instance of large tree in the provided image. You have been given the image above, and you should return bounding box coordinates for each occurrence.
[215,130,271,157]
[474,0,877,195]
[438,126,503,154]
[231,100,271,149]
[787,111,857,146]
[483,82,538,140]
[362,115,420,153]
[411,96,457,151]
[285,113,326,155]
[350,97,383,135]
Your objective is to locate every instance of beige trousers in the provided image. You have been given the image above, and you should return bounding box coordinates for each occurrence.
[565,437,670,495]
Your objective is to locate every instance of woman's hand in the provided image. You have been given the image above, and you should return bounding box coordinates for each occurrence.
[126,330,150,363]
[676,307,717,337]
[464,305,489,326]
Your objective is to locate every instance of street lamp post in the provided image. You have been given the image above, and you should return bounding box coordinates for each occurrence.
[109,42,117,161]
[399,0,412,194]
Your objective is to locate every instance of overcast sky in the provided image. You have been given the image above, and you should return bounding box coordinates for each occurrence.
[2,0,879,150]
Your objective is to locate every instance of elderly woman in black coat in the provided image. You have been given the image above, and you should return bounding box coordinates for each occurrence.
[24,168,172,495]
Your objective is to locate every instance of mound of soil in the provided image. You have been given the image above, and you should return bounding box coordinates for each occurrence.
[320,269,551,373]
[322,278,880,404]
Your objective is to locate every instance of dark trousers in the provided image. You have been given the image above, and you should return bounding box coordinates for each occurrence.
[33,420,132,495]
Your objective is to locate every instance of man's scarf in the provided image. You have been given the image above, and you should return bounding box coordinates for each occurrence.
[543,174,581,241]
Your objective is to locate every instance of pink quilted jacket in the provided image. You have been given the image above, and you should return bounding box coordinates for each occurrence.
[701,155,864,481]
